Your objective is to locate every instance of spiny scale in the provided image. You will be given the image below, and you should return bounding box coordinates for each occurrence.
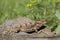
[2,17,46,34]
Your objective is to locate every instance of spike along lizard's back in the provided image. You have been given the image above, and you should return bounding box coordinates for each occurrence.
[2,17,46,34]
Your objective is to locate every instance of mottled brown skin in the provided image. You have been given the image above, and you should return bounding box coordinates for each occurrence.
[2,17,46,34]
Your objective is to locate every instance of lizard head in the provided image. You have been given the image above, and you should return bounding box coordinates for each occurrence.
[36,20,46,26]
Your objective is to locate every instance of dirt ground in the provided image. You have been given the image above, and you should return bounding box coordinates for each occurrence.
[0,25,60,40]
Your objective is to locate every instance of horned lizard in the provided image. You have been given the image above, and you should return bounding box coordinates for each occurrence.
[2,17,46,34]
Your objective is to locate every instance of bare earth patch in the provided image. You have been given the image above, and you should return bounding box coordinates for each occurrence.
[0,17,60,40]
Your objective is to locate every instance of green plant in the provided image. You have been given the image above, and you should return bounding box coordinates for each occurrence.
[0,0,60,34]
